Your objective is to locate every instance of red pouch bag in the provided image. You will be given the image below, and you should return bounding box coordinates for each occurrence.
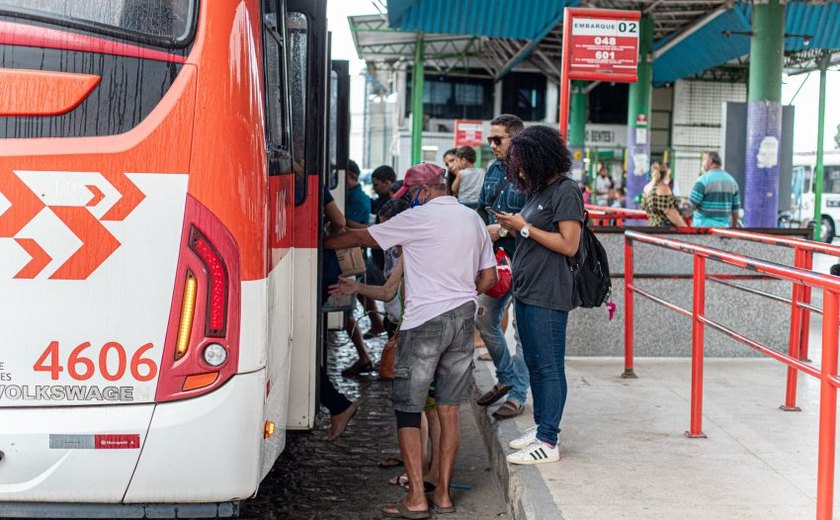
[486,248,512,298]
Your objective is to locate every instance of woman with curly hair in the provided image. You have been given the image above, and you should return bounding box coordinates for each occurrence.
[493,125,584,465]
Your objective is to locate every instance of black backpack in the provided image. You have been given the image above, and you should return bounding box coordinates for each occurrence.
[568,211,611,308]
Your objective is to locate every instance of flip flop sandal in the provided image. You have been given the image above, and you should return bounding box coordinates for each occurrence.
[382,501,431,519]
[432,503,457,514]
[492,400,524,420]
[476,384,511,407]
[477,352,493,361]
[378,456,404,468]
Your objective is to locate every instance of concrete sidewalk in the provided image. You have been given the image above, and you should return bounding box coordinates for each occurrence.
[473,355,837,520]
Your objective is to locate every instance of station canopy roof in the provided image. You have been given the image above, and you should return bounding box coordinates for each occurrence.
[350,0,840,85]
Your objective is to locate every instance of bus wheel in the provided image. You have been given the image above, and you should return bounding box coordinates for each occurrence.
[821,216,835,243]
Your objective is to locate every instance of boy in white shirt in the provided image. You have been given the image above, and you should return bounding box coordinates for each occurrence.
[451,146,485,209]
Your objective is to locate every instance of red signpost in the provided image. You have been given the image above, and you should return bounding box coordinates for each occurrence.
[559,8,641,140]
[453,119,484,148]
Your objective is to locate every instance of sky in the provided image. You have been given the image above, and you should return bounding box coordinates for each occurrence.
[326,1,840,154]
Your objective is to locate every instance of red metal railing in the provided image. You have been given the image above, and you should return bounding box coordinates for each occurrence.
[623,230,840,519]
[585,204,647,227]
[585,204,696,227]
[704,228,840,411]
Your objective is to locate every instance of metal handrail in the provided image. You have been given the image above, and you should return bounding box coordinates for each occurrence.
[623,230,840,520]
[585,204,648,227]
[706,227,840,393]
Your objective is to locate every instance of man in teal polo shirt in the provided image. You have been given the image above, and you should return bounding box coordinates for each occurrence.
[690,151,741,227]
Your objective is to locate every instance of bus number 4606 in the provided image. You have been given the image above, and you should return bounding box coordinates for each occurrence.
[33,341,158,382]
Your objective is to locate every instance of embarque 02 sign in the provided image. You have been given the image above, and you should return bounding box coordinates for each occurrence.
[569,15,640,82]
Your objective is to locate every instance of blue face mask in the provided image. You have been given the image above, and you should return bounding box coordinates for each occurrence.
[409,187,425,208]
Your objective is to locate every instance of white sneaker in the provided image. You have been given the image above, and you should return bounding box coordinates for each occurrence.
[506,441,560,465]
[509,426,538,450]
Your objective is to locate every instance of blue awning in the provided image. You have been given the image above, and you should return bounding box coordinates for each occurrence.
[386,0,840,85]
[653,2,840,85]
[388,0,579,40]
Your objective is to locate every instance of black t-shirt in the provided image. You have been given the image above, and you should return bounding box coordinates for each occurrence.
[511,176,584,311]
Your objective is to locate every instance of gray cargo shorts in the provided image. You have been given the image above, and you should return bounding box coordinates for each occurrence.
[392,301,476,413]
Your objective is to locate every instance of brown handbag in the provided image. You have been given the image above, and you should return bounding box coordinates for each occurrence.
[378,332,398,381]
[336,247,366,276]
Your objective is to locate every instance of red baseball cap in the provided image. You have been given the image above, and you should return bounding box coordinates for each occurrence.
[393,162,447,199]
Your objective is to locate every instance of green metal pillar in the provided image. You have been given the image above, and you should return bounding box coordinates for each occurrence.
[411,34,425,165]
[748,1,784,103]
[569,80,587,184]
[569,81,587,148]
[624,16,653,209]
[813,53,830,241]
[743,0,784,227]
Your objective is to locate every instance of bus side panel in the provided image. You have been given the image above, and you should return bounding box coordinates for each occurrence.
[186,0,270,284]
[260,174,295,476]
[287,175,321,429]
[124,371,265,502]
[0,405,153,502]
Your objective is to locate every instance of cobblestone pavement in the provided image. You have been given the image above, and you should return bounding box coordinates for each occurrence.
[240,312,509,520]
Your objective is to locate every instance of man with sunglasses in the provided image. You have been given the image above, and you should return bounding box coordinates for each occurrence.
[474,114,531,421]
[324,162,497,518]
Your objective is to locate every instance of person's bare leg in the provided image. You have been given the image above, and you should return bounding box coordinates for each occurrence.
[473,328,485,349]
[344,315,370,365]
[501,302,510,332]
[420,412,430,470]
[395,426,428,512]
[431,404,460,509]
[364,296,386,333]
[424,408,441,488]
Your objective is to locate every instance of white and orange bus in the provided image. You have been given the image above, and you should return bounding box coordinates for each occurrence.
[0,0,345,516]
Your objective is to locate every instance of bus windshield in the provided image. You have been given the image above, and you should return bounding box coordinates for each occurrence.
[0,0,196,47]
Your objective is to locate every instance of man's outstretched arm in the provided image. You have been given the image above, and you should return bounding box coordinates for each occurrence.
[324,229,378,250]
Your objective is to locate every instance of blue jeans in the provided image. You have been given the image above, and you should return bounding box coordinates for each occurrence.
[514,299,568,446]
[477,291,529,405]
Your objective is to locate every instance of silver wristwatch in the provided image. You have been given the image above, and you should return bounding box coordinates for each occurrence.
[520,224,531,239]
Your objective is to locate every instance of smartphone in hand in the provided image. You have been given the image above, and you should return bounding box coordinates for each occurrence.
[485,206,508,216]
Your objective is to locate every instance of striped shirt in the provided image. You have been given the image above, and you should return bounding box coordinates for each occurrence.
[689,169,741,227]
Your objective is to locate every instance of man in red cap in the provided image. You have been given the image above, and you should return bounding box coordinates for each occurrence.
[326,162,497,518]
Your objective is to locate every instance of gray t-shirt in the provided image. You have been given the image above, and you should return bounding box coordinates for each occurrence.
[512,176,584,311]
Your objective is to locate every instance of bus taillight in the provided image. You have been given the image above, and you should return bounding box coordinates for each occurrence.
[190,232,228,336]
[156,196,241,403]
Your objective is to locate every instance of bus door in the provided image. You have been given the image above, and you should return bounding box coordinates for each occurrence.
[285,0,328,431]
[325,59,351,331]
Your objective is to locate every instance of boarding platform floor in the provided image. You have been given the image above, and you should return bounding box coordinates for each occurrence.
[475,308,837,520]
[477,356,833,520]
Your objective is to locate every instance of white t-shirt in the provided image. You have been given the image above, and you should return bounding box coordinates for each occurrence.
[368,196,496,330]
[457,168,485,205]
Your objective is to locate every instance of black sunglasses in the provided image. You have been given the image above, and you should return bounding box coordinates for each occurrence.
[487,135,509,146]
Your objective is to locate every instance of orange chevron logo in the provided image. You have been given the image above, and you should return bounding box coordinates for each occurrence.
[48,206,121,280]
[0,169,144,280]
[14,238,51,279]
[85,184,105,207]
[0,168,44,237]
[100,169,145,221]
